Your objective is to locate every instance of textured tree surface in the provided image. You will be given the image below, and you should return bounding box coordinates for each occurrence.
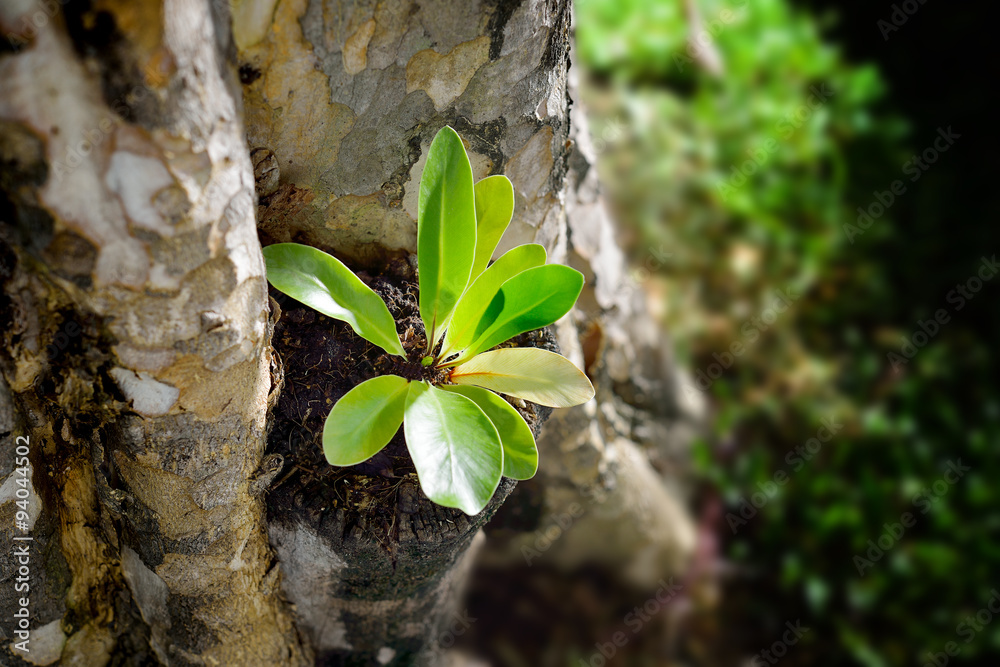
[0,0,309,664]
[0,0,698,665]
[240,0,575,266]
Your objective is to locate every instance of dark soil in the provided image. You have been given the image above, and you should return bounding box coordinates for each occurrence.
[264,253,555,554]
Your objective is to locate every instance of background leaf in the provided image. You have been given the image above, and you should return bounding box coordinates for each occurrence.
[441,385,537,480]
[450,348,595,408]
[470,175,516,281]
[404,381,503,515]
[441,244,547,359]
[449,264,584,364]
[263,243,405,357]
[418,126,477,347]
[323,375,410,465]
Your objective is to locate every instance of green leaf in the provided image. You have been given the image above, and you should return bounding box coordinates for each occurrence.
[263,243,405,357]
[449,348,595,408]
[323,375,410,466]
[418,126,477,348]
[440,244,547,359]
[441,385,537,480]
[470,175,515,281]
[404,381,503,515]
[448,264,585,364]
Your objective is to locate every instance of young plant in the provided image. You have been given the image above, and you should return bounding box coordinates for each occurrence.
[262,126,594,515]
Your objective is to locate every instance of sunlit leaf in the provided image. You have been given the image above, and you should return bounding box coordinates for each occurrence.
[418,126,477,347]
[441,384,537,480]
[449,264,584,364]
[470,175,515,281]
[441,244,547,359]
[263,243,405,357]
[323,375,410,465]
[450,348,595,408]
[404,381,503,515]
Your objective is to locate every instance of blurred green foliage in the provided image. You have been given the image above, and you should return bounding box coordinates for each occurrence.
[576,0,1000,664]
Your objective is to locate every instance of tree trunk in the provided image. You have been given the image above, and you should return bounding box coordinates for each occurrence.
[0,0,697,665]
[475,69,701,589]
[0,0,309,664]
[235,0,578,662]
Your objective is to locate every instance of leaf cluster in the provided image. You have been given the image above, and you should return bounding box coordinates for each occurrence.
[263,127,594,514]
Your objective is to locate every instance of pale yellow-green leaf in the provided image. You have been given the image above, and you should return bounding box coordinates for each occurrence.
[449,348,595,408]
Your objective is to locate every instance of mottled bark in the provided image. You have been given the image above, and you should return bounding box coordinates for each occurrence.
[236,0,577,662]
[480,86,701,587]
[238,2,696,661]
[0,1,307,664]
[237,0,572,264]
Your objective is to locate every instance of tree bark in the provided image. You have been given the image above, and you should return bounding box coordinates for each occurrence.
[476,72,701,588]
[235,0,578,662]
[0,1,307,664]
[0,0,697,665]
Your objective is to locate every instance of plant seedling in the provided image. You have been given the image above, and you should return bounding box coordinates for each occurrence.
[262,126,594,515]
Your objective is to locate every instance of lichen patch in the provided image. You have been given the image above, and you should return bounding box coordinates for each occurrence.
[343,18,376,75]
[405,36,490,110]
[105,151,177,236]
[109,367,179,417]
[232,0,281,50]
